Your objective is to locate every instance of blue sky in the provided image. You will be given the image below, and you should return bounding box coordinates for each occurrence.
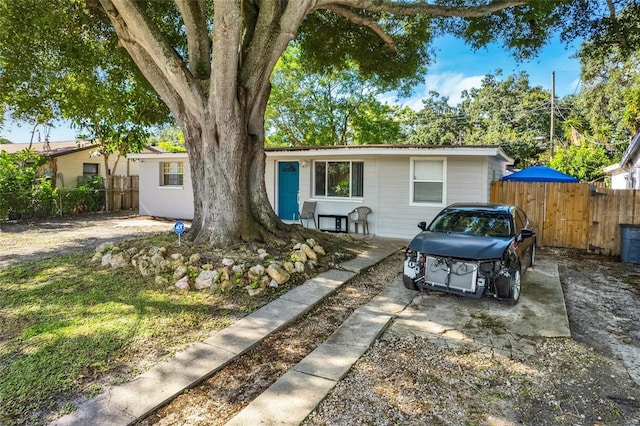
[1,33,582,143]
[390,34,582,109]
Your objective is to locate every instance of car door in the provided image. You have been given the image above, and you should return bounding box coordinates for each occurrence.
[514,208,534,269]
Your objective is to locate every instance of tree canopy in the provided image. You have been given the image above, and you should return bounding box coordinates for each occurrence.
[0,0,624,244]
[407,71,552,168]
[266,44,410,146]
[0,0,170,150]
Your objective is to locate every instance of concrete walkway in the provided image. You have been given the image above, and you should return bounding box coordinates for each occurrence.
[52,238,408,426]
[226,271,416,426]
[225,259,570,425]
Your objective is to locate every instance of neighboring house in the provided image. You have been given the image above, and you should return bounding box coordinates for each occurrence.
[1,140,158,188]
[129,144,512,239]
[604,132,640,189]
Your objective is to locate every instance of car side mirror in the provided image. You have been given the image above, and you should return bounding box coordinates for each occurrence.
[518,228,535,241]
[418,221,427,231]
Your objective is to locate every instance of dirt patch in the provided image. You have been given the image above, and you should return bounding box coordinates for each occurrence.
[0,211,176,267]
[550,248,640,386]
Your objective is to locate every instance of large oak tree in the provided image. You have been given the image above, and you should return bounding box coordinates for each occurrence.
[2,0,577,246]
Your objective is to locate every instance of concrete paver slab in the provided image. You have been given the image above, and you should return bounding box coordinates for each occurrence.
[340,239,406,273]
[203,298,308,355]
[106,341,237,418]
[225,370,336,426]
[51,396,135,426]
[390,260,570,341]
[293,343,368,381]
[324,310,393,347]
[359,276,417,315]
[281,270,355,305]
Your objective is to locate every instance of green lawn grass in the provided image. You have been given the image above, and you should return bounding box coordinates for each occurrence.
[0,245,244,425]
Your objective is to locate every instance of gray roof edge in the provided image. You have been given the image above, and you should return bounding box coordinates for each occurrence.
[620,132,640,167]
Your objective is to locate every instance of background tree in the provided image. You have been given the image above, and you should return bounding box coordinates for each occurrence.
[148,124,187,152]
[0,0,582,246]
[459,71,553,167]
[406,70,552,167]
[406,91,465,145]
[0,0,170,168]
[266,44,409,146]
[549,140,610,182]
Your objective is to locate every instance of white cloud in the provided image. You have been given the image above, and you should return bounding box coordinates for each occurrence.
[378,72,485,112]
[424,72,484,106]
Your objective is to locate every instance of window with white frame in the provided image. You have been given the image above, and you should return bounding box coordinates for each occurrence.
[411,158,446,205]
[314,160,364,198]
[160,162,184,186]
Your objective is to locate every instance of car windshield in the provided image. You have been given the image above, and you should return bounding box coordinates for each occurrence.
[428,210,512,237]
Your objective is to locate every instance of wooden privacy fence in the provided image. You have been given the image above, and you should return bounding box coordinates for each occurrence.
[491,181,640,257]
[106,176,139,211]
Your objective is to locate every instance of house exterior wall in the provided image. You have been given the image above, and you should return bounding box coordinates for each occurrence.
[137,155,194,219]
[132,147,510,239]
[51,151,141,188]
[265,153,497,239]
[375,156,489,239]
[605,164,640,189]
[266,154,380,230]
[52,150,103,188]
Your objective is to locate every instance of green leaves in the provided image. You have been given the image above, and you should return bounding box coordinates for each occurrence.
[0,149,51,220]
[266,44,407,146]
[0,0,169,156]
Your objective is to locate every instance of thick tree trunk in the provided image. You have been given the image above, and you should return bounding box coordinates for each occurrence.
[178,100,287,247]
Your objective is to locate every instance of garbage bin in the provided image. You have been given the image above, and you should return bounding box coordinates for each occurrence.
[620,224,640,263]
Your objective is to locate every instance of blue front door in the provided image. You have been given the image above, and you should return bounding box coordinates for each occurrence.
[278,162,300,220]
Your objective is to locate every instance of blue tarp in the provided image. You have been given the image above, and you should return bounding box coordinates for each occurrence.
[502,165,579,183]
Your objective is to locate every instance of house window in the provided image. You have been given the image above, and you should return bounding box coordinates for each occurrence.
[314,161,364,198]
[161,162,184,186]
[83,163,99,177]
[411,158,446,205]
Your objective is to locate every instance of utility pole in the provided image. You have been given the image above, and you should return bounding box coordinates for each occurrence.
[550,71,555,157]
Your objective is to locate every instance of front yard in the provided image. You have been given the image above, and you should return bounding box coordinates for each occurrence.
[0,216,355,425]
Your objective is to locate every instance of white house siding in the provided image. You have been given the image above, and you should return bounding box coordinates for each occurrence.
[266,155,381,234]
[137,156,194,219]
[447,157,488,203]
[131,146,511,239]
[606,165,640,190]
[375,156,490,239]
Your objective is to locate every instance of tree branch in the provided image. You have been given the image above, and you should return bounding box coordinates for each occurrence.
[322,4,396,53]
[317,0,529,18]
[210,0,242,111]
[240,1,316,128]
[175,0,211,80]
[98,0,205,119]
[605,0,629,51]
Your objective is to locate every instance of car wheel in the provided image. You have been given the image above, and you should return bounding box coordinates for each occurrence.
[507,265,521,306]
[402,274,418,291]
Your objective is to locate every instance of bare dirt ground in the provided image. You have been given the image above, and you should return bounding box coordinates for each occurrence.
[0,211,175,268]
[2,213,640,425]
